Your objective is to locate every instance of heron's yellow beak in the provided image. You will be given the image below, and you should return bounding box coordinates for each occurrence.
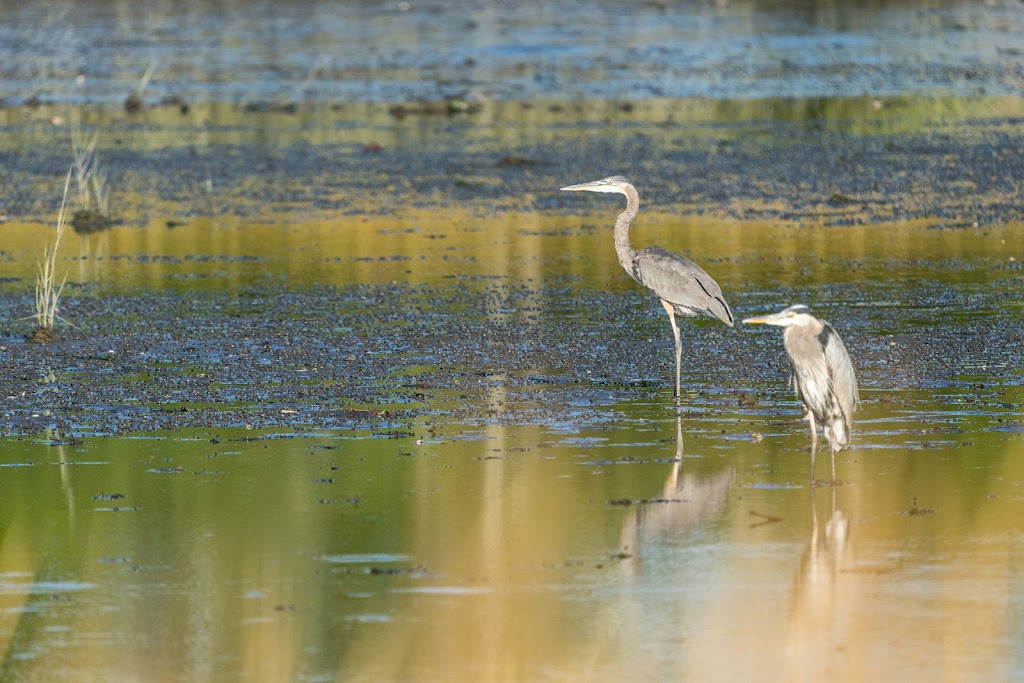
[560,177,630,194]
[741,315,771,325]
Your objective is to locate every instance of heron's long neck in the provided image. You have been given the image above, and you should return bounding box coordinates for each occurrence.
[613,185,640,275]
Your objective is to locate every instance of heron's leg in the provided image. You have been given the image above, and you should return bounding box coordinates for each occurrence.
[807,409,819,483]
[660,300,682,400]
[830,444,837,484]
[806,409,817,449]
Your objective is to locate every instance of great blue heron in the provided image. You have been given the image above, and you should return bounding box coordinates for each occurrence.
[742,304,859,481]
[560,176,734,398]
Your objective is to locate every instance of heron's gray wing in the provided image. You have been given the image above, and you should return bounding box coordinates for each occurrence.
[783,327,832,416]
[820,321,859,424]
[632,246,734,326]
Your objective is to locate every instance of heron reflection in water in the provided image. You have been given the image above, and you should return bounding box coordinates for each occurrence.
[742,304,859,482]
[618,416,735,576]
[560,176,734,401]
[788,470,851,672]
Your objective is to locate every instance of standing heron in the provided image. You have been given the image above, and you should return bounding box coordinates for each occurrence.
[742,304,859,481]
[560,176,734,399]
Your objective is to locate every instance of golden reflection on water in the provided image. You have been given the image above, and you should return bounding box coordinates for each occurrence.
[2,211,1022,295]
[0,397,1021,680]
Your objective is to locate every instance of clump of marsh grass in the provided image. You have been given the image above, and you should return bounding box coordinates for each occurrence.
[29,169,73,343]
[124,62,156,112]
[70,127,111,232]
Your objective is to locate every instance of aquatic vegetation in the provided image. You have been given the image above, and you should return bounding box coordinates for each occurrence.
[29,169,72,342]
[124,62,156,112]
[70,127,111,231]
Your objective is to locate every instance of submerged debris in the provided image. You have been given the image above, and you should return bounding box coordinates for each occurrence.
[905,498,936,516]
[609,498,686,506]
[71,209,114,233]
[27,327,58,344]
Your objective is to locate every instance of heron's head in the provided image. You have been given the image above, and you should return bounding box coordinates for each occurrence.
[560,175,632,194]
[742,304,815,328]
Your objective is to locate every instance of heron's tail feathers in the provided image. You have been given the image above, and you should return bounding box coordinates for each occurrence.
[824,414,852,453]
[711,295,735,327]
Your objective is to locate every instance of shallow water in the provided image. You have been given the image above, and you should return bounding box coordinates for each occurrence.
[0,402,1022,681]
[2,0,1024,680]
[2,205,1023,679]
[1,0,1022,104]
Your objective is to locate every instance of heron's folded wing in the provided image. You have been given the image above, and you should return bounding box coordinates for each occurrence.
[633,246,734,326]
[784,330,832,412]
[821,321,860,421]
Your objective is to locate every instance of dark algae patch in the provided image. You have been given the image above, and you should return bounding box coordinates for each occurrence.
[2,97,1024,228]
[2,270,1022,435]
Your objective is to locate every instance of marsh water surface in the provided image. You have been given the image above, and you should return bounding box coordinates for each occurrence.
[1,1,1024,681]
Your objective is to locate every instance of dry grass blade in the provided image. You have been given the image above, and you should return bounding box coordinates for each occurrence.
[90,168,109,216]
[31,168,73,340]
[70,126,110,227]
[71,127,100,207]
[70,127,110,214]
[125,62,157,111]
